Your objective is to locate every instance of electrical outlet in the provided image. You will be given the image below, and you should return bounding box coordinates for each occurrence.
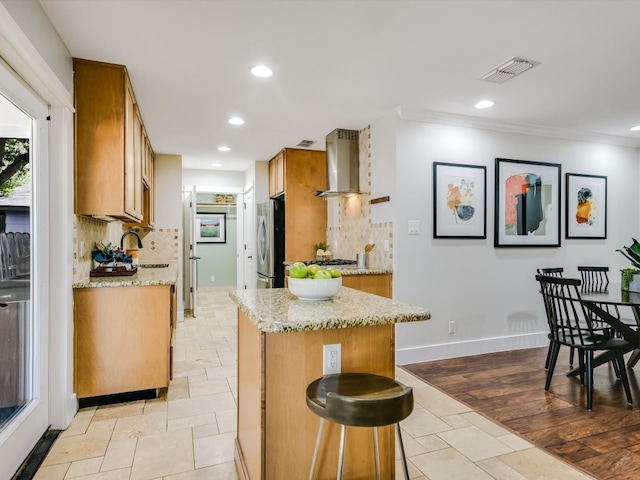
[210,275,215,282]
[323,344,341,374]
[383,239,390,252]
[448,321,456,334]
[408,220,420,235]
[80,241,85,258]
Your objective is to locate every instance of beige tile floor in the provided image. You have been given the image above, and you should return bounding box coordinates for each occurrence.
[33,287,595,480]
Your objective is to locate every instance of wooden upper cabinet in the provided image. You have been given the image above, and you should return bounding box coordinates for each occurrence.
[145,145,155,228]
[269,148,327,261]
[269,151,285,198]
[74,58,151,223]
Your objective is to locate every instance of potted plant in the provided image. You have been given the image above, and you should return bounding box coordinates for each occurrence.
[312,241,332,262]
[92,241,117,266]
[617,238,640,292]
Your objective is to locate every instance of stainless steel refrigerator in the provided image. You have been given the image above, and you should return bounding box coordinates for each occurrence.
[256,199,285,288]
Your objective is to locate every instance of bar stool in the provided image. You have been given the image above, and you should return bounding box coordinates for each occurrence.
[306,372,413,480]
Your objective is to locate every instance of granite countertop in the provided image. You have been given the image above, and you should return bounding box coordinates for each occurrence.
[229,287,430,333]
[73,262,178,288]
[283,262,392,276]
[339,267,392,275]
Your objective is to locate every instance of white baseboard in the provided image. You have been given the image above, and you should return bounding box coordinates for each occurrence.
[396,332,549,365]
[65,393,78,429]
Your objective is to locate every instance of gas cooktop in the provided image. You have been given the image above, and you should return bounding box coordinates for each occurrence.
[303,259,357,267]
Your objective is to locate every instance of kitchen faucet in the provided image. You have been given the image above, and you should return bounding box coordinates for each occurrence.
[120,231,143,250]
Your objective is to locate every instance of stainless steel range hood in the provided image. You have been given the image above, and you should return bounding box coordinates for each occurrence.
[316,128,361,197]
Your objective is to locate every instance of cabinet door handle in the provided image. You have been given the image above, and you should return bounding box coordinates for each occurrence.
[189,256,201,260]
[247,256,253,259]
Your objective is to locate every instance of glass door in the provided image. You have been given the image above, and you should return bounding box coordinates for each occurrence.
[0,65,49,478]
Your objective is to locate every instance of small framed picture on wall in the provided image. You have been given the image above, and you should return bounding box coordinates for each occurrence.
[565,173,607,239]
[433,162,487,239]
[196,212,226,243]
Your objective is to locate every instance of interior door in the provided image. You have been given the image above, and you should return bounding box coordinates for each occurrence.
[243,186,255,289]
[0,65,49,479]
[189,188,199,317]
[182,188,199,317]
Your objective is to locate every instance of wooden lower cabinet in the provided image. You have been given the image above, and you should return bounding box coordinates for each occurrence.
[342,273,392,298]
[74,284,174,399]
[235,310,396,479]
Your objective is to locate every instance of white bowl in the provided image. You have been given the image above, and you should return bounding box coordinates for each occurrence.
[287,276,342,301]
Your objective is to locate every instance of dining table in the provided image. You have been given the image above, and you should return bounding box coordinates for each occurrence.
[569,283,640,376]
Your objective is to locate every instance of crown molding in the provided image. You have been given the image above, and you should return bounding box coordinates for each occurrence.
[396,107,640,149]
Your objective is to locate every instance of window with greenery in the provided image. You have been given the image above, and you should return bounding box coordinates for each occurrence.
[0,138,29,196]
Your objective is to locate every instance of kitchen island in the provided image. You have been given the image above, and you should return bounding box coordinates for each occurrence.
[230,287,430,480]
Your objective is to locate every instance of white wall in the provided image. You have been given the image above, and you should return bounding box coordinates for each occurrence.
[183,168,244,191]
[383,117,640,364]
[154,154,183,228]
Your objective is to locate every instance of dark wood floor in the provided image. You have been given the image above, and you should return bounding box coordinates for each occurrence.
[402,346,640,480]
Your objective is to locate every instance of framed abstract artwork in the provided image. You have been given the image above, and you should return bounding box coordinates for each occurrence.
[196,212,226,243]
[565,173,607,239]
[494,158,561,248]
[433,162,486,238]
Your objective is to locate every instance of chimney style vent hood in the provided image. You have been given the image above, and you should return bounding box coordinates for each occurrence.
[316,128,361,198]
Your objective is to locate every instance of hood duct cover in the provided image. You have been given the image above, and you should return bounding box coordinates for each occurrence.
[316,128,360,197]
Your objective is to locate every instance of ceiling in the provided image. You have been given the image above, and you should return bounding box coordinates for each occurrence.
[39,1,640,172]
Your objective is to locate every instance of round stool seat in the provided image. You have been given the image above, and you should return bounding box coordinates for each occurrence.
[306,372,413,428]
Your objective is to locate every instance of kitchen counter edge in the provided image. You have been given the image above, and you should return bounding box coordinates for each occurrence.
[339,267,392,275]
[72,263,178,288]
[229,287,430,333]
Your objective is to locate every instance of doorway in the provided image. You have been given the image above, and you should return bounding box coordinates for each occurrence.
[183,187,242,315]
[0,63,50,478]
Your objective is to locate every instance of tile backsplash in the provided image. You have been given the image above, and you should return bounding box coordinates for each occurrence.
[73,215,180,282]
[327,125,393,270]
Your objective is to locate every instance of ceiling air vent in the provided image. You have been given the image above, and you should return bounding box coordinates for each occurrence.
[481,57,540,84]
[296,139,316,148]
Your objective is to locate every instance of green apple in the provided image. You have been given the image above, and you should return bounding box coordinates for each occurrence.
[327,267,341,278]
[314,269,332,280]
[289,262,308,279]
[306,264,321,277]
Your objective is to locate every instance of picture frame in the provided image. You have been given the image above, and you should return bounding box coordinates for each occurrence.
[433,162,486,238]
[196,212,226,243]
[565,173,607,239]
[494,158,561,248]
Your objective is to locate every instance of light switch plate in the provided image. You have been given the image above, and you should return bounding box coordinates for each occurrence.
[408,220,420,235]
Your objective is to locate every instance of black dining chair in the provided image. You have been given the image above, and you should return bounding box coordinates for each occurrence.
[537,268,572,369]
[536,274,633,411]
[578,266,636,330]
[538,267,564,277]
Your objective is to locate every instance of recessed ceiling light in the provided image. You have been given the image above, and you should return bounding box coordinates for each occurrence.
[251,65,272,78]
[211,162,222,167]
[229,117,244,125]
[475,100,495,109]
[218,146,230,152]
[631,125,640,131]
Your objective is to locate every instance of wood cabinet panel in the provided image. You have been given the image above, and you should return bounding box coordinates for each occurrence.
[342,274,392,298]
[237,312,265,480]
[282,149,327,261]
[268,151,284,198]
[74,285,172,399]
[275,152,284,195]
